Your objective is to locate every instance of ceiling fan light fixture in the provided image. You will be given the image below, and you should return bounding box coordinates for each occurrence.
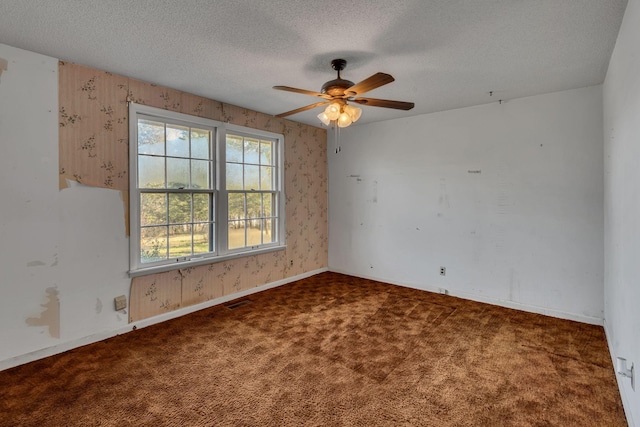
[273,58,413,131]
[325,102,341,121]
[344,104,362,122]
[337,112,353,128]
[317,111,331,126]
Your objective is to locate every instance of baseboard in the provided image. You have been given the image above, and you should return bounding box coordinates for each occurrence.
[329,268,603,326]
[0,268,328,372]
[603,319,635,427]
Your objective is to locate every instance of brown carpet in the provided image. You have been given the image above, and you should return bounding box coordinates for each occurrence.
[0,272,626,426]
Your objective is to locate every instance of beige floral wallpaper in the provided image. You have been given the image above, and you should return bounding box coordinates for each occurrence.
[58,62,328,322]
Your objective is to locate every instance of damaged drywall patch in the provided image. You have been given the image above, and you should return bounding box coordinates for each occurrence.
[26,287,60,338]
[59,178,130,236]
[0,57,7,81]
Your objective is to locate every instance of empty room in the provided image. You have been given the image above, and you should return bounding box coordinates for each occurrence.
[0,1,638,425]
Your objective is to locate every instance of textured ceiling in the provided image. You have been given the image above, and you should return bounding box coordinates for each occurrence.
[0,0,628,127]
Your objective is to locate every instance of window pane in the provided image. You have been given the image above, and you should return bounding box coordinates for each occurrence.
[245,165,259,190]
[260,141,272,165]
[247,193,261,219]
[193,194,210,222]
[244,138,259,164]
[167,158,190,189]
[138,119,164,155]
[263,193,273,217]
[228,221,245,249]
[138,155,165,189]
[228,193,245,221]
[260,166,273,190]
[169,224,192,258]
[247,219,261,246]
[166,124,189,158]
[191,160,210,189]
[226,163,243,190]
[226,135,243,163]
[141,226,168,263]
[191,128,210,159]
[168,193,192,224]
[263,219,275,244]
[193,222,212,254]
[140,193,167,226]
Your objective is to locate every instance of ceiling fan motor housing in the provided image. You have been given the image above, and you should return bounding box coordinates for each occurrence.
[321,78,354,97]
[321,58,354,97]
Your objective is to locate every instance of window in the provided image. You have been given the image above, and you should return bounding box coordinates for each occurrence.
[226,134,277,251]
[129,103,284,276]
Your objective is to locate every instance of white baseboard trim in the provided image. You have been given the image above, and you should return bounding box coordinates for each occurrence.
[329,268,604,326]
[603,319,635,427]
[0,268,328,372]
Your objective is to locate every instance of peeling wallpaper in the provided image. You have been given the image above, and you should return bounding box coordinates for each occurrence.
[58,62,328,322]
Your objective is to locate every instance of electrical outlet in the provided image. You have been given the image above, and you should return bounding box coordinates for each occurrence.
[289,259,294,266]
[617,357,635,391]
[114,295,127,311]
[440,266,446,276]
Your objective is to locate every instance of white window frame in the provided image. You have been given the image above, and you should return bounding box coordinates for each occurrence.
[129,103,285,277]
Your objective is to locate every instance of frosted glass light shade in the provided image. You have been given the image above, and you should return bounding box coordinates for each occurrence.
[344,104,362,122]
[337,112,352,128]
[317,112,331,126]
[325,103,341,120]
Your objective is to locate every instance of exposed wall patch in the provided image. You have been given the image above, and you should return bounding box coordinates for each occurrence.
[26,287,60,338]
[0,57,7,81]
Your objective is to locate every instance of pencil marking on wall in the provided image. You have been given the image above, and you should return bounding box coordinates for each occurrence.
[494,164,513,215]
[439,179,450,208]
[26,287,60,338]
[372,180,378,203]
[492,164,512,254]
[26,260,46,267]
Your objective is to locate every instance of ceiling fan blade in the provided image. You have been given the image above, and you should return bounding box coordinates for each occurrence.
[352,97,415,110]
[343,73,395,97]
[275,101,330,118]
[273,86,332,99]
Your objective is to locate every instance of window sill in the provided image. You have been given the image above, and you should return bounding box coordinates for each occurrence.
[128,245,287,278]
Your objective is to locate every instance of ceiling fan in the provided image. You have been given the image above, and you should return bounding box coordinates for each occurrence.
[273,59,415,128]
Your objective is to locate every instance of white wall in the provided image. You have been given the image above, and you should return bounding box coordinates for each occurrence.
[0,44,132,368]
[329,86,604,324]
[603,0,640,424]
